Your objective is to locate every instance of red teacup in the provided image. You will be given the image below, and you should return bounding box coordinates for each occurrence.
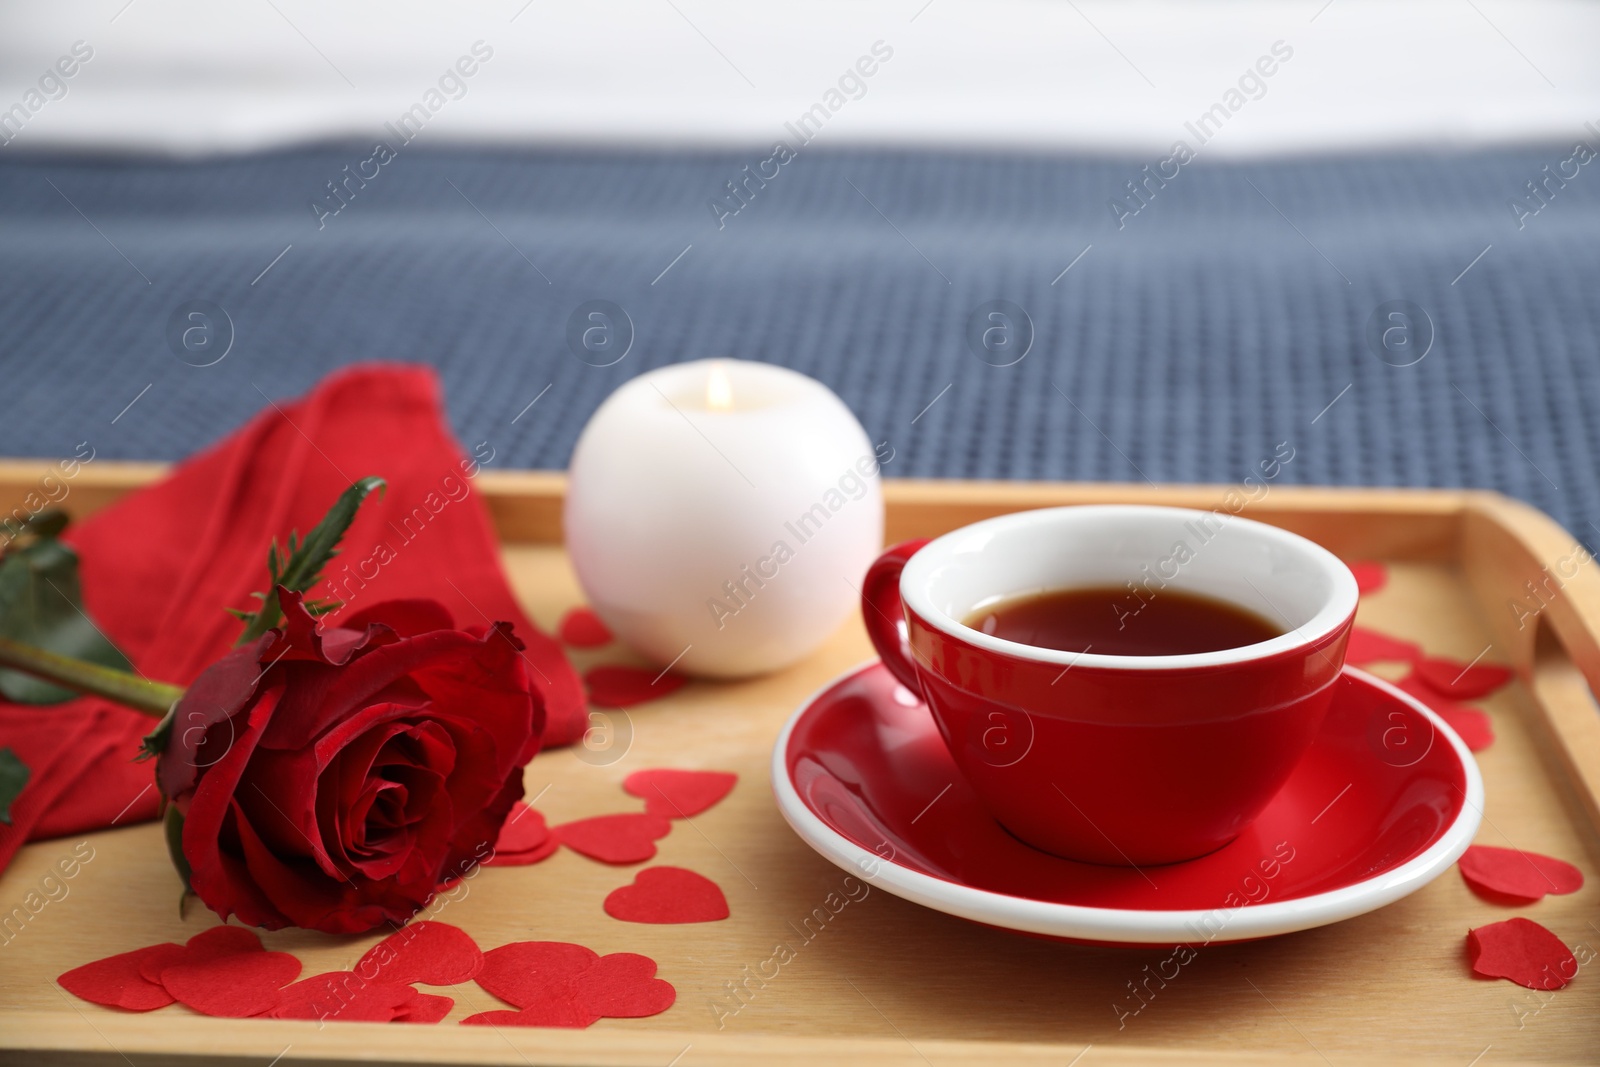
[862,504,1357,866]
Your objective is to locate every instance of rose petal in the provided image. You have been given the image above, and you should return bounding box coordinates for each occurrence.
[1468,918,1578,990]
[157,636,275,802]
[578,953,676,1018]
[558,608,613,649]
[461,1004,600,1028]
[270,970,418,1022]
[161,950,303,1017]
[355,921,484,987]
[1413,657,1514,700]
[623,769,737,819]
[1459,845,1584,903]
[604,867,730,925]
[59,946,179,1011]
[583,665,686,708]
[1344,627,1422,667]
[341,599,458,640]
[554,813,672,864]
[1347,561,1387,595]
[476,941,599,1009]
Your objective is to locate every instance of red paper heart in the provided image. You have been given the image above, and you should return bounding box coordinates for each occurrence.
[484,802,561,866]
[584,665,686,708]
[1396,674,1495,751]
[1413,656,1514,699]
[476,941,599,1009]
[1345,627,1422,667]
[136,925,263,985]
[555,812,672,864]
[604,867,730,924]
[1459,845,1584,903]
[355,921,483,986]
[484,835,561,867]
[558,607,614,649]
[472,940,674,1025]
[623,769,738,819]
[462,1004,601,1028]
[271,971,419,1022]
[1468,918,1577,990]
[161,948,303,1017]
[579,952,676,1017]
[1439,707,1496,752]
[1347,561,1387,595]
[395,991,454,1024]
[59,946,179,1011]
[494,802,550,853]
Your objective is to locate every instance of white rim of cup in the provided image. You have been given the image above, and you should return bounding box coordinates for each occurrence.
[899,504,1361,672]
[771,662,1484,944]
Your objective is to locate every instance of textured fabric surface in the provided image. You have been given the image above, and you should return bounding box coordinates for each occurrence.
[0,145,1596,544]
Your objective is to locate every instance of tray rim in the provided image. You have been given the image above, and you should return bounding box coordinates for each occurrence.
[1,461,1597,1067]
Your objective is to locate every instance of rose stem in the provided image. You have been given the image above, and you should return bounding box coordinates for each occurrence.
[0,636,182,717]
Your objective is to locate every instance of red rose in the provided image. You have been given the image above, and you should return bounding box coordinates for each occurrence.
[157,590,541,934]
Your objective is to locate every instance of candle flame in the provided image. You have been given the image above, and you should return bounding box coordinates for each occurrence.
[706,364,733,410]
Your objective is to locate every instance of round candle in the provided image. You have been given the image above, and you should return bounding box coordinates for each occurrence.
[565,359,887,679]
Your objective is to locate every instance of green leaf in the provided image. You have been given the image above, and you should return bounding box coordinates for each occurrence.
[0,747,29,824]
[0,511,135,704]
[234,477,385,645]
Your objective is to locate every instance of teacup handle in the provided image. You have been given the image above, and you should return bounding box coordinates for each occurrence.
[861,538,930,693]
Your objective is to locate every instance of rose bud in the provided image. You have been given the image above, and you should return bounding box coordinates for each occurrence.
[155,589,542,934]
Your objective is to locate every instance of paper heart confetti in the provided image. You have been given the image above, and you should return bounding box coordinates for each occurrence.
[271,971,423,1022]
[555,812,673,864]
[624,768,738,819]
[605,867,729,925]
[578,953,677,1017]
[471,940,674,1027]
[484,801,560,867]
[1345,627,1422,667]
[558,607,614,649]
[1396,674,1496,752]
[1347,561,1387,596]
[462,1003,601,1028]
[136,925,265,985]
[584,665,686,708]
[1413,656,1514,700]
[476,941,599,1008]
[58,946,180,1011]
[394,991,455,1024]
[355,921,483,987]
[160,946,303,1017]
[1459,845,1585,903]
[60,926,272,1013]
[1439,707,1496,752]
[1467,918,1578,990]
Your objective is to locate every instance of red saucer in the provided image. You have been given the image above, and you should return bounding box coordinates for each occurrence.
[774,662,1482,944]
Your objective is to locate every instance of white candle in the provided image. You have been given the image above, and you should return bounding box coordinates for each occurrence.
[565,359,887,679]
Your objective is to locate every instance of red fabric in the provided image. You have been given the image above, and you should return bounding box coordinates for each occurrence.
[0,365,584,872]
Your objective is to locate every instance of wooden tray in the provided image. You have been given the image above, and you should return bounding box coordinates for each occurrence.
[2,464,1598,1066]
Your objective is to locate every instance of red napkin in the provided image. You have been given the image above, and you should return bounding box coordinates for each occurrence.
[0,365,585,873]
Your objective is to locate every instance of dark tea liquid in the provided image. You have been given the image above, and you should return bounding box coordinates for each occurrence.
[963,585,1284,656]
